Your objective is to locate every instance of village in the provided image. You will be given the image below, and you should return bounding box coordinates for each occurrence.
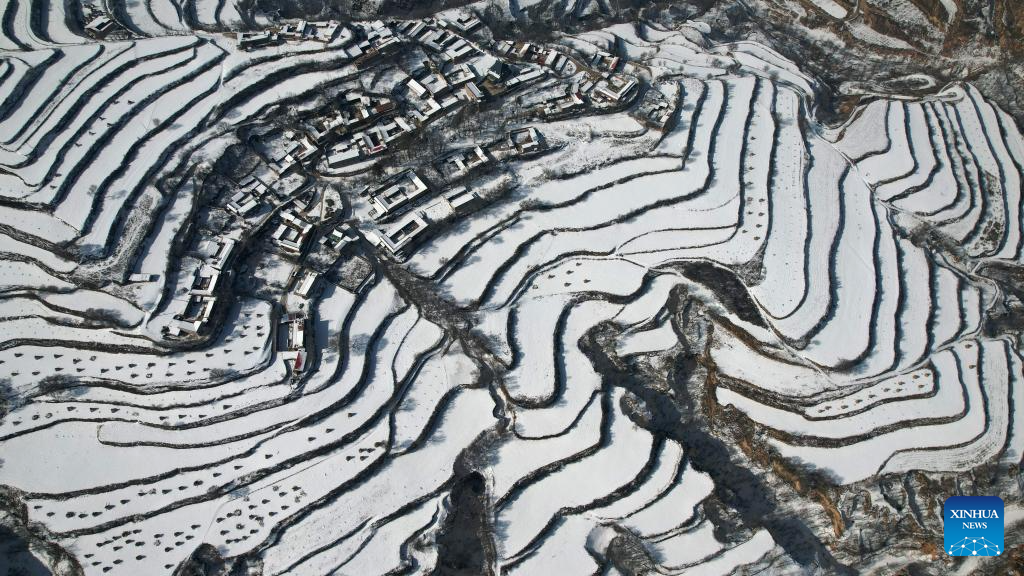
[5,1,1024,573]
[157,12,654,380]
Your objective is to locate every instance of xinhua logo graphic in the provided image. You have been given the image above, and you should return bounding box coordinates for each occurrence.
[944,496,1004,556]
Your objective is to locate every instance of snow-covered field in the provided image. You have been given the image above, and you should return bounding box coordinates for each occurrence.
[0,10,1022,576]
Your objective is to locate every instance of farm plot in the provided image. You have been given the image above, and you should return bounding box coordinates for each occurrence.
[0,16,1021,576]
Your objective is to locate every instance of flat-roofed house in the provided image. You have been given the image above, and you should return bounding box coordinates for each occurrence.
[322,223,358,251]
[189,265,221,297]
[85,16,117,38]
[507,127,541,154]
[227,190,261,216]
[237,31,277,49]
[445,187,479,212]
[407,78,429,99]
[293,269,320,298]
[450,14,482,34]
[326,140,362,168]
[273,211,314,254]
[461,82,484,102]
[593,76,638,105]
[366,171,429,220]
[365,212,430,256]
[203,238,237,270]
[174,295,217,334]
[279,312,307,371]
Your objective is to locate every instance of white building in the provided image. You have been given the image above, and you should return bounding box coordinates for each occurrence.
[461,82,484,102]
[237,31,277,49]
[449,14,482,34]
[273,211,314,254]
[507,127,541,154]
[279,312,307,371]
[472,55,504,82]
[445,187,479,212]
[407,78,429,99]
[189,265,221,297]
[593,76,638,104]
[128,273,158,282]
[278,21,310,40]
[322,224,358,251]
[202,237,236,270]
[439,146,489,179]
[293,269,320,298]
[85,15,116,37]
[326,141,362,168]
[367,171,429,220]
[174,295,217,334]
[365,212,430,256]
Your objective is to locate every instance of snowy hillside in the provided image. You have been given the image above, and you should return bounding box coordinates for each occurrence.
[0,7,1022,576]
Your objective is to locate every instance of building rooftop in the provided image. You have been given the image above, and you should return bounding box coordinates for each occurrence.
[366,212,430,255]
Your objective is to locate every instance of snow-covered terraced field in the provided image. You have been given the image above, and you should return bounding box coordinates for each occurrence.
[0,11,1022,576]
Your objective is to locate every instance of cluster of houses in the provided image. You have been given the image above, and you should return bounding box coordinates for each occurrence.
[312,93,397,141]
[362,184,482,258]
[395,19,551,97]
[226,176,273,217]
[163,16,573,346]
[235,19,402,76]
[276,222,360,375]
[326,116,414,168]
[494,41,578,77]
[237,20,350,50]
[285,222,357,300]
[306,92,405,169]
[359,170,467,256]
[261,88,408,174]
[273,200,363,374]
[169,236,238,336]
[493,39,639,119]
[394,19,481,62]
[533,69,636,118]
[235,16,564,177]
[347,21,402,67]
[159,13,669,378]
[400,73,466,126]
[326,51,542,168]
[276,263,323,375]
[270,191,329,255]
[360,127,543,258]
[225,16,642,267]
[272,132,320,175]
[224,170,315,222]
[437,145,489,180]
